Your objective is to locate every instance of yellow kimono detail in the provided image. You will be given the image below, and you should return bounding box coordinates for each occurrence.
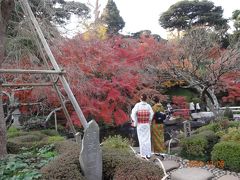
[151,103,166,153]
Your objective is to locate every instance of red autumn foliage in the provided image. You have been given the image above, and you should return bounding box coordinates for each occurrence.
[2,35,173,127]
[219,72,240,105]
[51,35,170,126]
[172,96,190,119]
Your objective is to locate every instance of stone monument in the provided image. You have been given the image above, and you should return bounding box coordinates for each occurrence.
[183,120,191,137]
[79,120,102,180]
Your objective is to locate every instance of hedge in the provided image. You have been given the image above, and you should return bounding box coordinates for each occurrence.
[180,130,219,161]
[211,141,240,172]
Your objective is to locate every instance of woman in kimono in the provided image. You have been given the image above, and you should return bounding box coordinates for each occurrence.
[131,94,154,159]
[151,96,166,154]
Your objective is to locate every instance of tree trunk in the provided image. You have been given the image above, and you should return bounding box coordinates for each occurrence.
[206,88,219,113]
[0,0,15,159]
[0,82,7,159]
[0,4,8,160]
[195,85,219,113]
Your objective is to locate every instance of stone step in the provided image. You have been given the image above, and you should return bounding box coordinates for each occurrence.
[218,175,239,180]
[131,146,180,173]
[171,167,214,180]
[154,160,180,172]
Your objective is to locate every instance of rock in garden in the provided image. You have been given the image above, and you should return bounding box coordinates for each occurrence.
[171,167,214,180]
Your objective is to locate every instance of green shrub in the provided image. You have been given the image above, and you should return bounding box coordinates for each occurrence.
[228,121,240,128]
[102,135,130,149]
[197,120,240,134]
[198,130,219,160]
[14,134,44,142]
[215,130,225,138]
[7,132,47,153]
[7,130,65,153]
[221,127,240,142]
[180,135,208,161]
[181,129,219,161]
[197,122,221,133]
[40,129,60,136]
[54,140,78,154]
[7,127,28,138]
[40,141,85,180]
[47,136,65,144]
[212,141,240,172]
[102,147,164,180]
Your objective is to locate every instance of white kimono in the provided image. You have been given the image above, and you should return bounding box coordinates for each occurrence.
[131,101,154,157]
[189,102,195,110]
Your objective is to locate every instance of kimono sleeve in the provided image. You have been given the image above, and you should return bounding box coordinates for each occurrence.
[130,103,138,126]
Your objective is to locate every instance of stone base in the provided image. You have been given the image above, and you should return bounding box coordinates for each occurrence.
[171,167,214,180]
[161,160,180,172]
[218,175,239,180]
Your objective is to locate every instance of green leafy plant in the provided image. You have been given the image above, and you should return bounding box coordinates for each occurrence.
[180,135,208,161]
[221,127,240,142]
[198,130,219,160]
[102,135,130,149]
[180,130,219,161]
[47,136,65,144]
[0,144,57,180]
[212,141,240,172]
[197,120,240,134]
[40,129,60,136]
[197,122,222,133]
[7,127,27,138]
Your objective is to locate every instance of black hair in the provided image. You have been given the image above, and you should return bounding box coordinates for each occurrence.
[153,96,159,103]
[140,93,147,101]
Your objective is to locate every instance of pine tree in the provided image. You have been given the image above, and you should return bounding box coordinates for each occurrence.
[101,0,125,34]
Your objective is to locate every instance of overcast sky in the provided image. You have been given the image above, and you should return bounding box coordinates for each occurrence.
[67,0,239,38]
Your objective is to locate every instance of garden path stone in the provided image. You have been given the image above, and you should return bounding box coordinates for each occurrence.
[171,167,214,180]
[218,175,239,180]
[159,160,180,172]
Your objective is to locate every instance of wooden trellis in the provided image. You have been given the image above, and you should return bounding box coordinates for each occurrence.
[0,0,88,140]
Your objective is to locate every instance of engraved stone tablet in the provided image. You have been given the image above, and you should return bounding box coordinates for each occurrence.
[183,121,191,137]
[79,120,102,180]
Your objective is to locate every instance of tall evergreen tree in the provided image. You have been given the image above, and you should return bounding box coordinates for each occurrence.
[230,10,240,44]
[159,0,227,32]
[232,10,240,31]
[101,0,125,34]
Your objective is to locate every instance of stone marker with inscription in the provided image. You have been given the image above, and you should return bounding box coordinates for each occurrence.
[79,120,102,180]
[183,121,191,137]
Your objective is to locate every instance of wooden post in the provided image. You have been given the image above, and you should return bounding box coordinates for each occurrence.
[2,83,53,87]
[19,2,78,135]
[54,112,57,132]
[0,79,7,158]
[21,0,88,129]
[0,69,64,74]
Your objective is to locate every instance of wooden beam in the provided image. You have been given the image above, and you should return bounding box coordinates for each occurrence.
[21,0,88,129]
[0,69,65,74]
[2,83,53,87]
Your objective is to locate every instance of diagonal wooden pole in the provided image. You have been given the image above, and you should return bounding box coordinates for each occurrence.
[20,0,88,129]
[19,2,78,139]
